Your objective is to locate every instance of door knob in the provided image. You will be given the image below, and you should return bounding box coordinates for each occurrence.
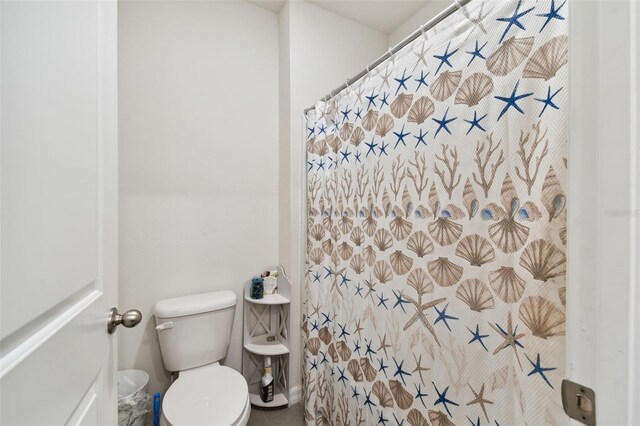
[107,307,142,334]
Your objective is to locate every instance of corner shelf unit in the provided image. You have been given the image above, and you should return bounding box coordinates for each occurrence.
[242,266,291,408]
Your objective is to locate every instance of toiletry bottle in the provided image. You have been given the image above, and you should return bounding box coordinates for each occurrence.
[250,277,264,300]
[261,356,274,403]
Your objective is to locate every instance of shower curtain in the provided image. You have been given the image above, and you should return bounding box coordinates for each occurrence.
[303,0,567,424]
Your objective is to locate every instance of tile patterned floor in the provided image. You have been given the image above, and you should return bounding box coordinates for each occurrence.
[247,402,304,426]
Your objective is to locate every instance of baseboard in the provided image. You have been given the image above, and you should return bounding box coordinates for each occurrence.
[289,386,302,404]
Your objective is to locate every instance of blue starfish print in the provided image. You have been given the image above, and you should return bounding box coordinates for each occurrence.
[494,322,524,349]
[433,41,459,75]
[307,126,315,137]
[327,156,336,170]
[378,141,389,157]
[433,382,459,417]
[413,128,428,147]
[338,323,350,339]
[380,92,390,107]
[351,385,360,401]
[318,123,327,135]
[393,124,410,149]
[355,151,362,163]
[337,367,348,385]
[464,111,487,134]
[526,353,557,388]
[432,107,457,137]
[365,138,378,157]
[316,159,325,171]
[341,107,352,122]
[323,266,334,279]
[339,272,351,287]
[466,40,488,66]
[415,383,428,408]
[378,358,389,377]
[414,70,429,91]
[467,324,489,351]
[393,357,411,385]
[496,0,535,43]
[376,292,389,309]
[353,339,361,355]
[311,320,319,331]
[392,290,410,313]
[355,107,363,121]
[319,351,329,365]
[468,417,481,426]
[365,339,377,359]
[312,271,320,283]
[307,160,314,172]
[394,69,412,95]
[310,358,317,370]
[494,80,534,121]
[537,0,566,33]
[321,312,331,326]
[378,410,389,425]
[392,413,405,426]
[364,390,377,413]
[340,148,352,163]
[434,303,458,331]
[366,91,379,110]
[355,282,363,297]
[331,118,341,132]
[535,86,562,117]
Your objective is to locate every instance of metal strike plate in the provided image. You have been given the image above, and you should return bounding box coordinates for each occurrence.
[562,379,596,426]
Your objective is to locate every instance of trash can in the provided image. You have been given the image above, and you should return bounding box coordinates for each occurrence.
[118,370,152,426]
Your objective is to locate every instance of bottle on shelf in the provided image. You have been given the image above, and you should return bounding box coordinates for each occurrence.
[260,356,274,403]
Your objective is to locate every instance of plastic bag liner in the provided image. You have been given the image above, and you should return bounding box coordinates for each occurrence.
[118,370,152,426]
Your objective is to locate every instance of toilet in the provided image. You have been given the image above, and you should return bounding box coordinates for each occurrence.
[154,290,250,426]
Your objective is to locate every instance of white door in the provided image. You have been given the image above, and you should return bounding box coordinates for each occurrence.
[0,1,119,425]
[568,0,640,424]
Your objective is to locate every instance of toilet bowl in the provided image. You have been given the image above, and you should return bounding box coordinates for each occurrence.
[154,290,250,426]
[160,364,250,426]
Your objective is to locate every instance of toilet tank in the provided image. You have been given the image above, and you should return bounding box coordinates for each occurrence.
[154,290,237,372]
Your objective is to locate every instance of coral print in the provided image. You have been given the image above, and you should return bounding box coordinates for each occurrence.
[303,0,567,424]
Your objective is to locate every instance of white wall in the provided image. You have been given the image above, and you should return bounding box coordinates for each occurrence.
[118,1,279,395]
[388,0,450,46]
[278,0,388,393]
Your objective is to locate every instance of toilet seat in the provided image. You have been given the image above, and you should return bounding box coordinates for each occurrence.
[162,365,249,426]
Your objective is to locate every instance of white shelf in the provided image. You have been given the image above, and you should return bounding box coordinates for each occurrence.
[244,293,290,305]
[249,392,288,408]
[244,337,289,356]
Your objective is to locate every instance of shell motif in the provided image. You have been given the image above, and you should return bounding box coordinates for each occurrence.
[428,410,455,426]
[331,224,341,241]
[558,286,566,306]
[360,357,377,382]
[337,242,353,261]
[363,245,377,266]
[408,268,434,294]
[350,127,365,147]
[310,223,325,241]
[486,36,535,76]
[336,340,352,361]
[389,379,414,410]
[331,250,340,268]
[441,204,465,220]
[559,227,567,245]
[327,135,341,154]
[463,178,479,218]
[407,409,430,426]
[455,73,494,106]
[489,218,530,253]
[489,266,526,303]
[430,70,462,101]
[306,137,315,154]
[500,173,518,214]
[328,343,338,362]
[428,182,440,218]
[455,234,495,266]
[362,110,379,131]
[374,229,394,251]
[519,295,566,339]
[456,279,495,312]
[348,359,363,382]
[309,247,325,265]
[338,215,353,234]
[414,204,431,219]
[314,139,329,156]
[523,35,568,80]
[541,166,566,221]
[339,122,353,141]
[372,381,394,408]
[350,226,364,246]
[518,201,543,222]
[428,217,463,246]
[375,113,395,137]
[390,93,414,118]
[307,337,320,356]
[390,215,413,240]
[350,254,365,274]
[520,239,567,281]
[408,96,436,124]
[427,257,463,287]
[363,214,377,236]
[407,231,435,258]
[319,326,332,345]
[322,238,334,256]
[373,260,393,284]
[401,186,413,218]
[390,250,413,275]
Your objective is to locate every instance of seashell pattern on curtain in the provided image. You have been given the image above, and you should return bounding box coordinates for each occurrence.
[303,0,567,424]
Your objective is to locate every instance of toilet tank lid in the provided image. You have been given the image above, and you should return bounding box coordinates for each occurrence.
[154,290,237,318]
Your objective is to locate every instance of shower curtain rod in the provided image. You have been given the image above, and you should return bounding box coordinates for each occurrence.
[303,0,472,115]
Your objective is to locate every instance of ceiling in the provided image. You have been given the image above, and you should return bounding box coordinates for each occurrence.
[246,0,433,34]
